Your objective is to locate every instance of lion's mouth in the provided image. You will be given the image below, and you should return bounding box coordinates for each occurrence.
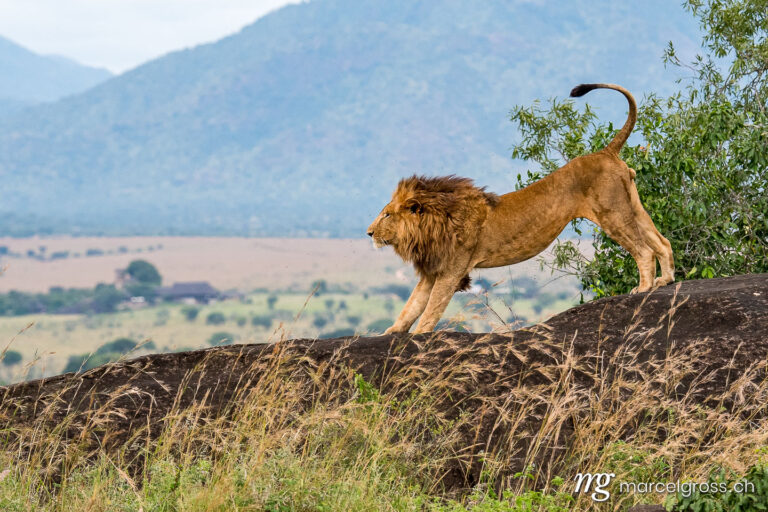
[372,238,390,249]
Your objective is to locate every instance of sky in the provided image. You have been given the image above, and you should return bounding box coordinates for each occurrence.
[0,0,300,73]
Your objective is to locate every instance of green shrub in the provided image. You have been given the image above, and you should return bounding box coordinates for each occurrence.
[320,328,355,339]
[251,315,272,329]
[206,312,226,325]
[96,338,137,355]
[667,464,768,512]
[366,318,392,333]
[181,306,199,321]
[508,0,768,298]
[208,332,235,346]
[1,350,22,366]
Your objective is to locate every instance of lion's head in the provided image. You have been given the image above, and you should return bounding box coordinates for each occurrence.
[367,175,499,278]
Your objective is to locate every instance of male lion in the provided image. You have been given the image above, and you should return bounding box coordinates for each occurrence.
[367,83,675,334]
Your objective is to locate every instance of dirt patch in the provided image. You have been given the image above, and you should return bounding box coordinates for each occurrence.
[1,274,767,489]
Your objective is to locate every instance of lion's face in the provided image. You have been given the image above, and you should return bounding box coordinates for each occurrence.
[366,198,421,250]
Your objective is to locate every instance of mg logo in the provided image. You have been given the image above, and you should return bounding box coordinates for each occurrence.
[573,472,616,502]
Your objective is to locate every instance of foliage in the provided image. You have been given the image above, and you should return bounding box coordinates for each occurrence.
[125,260,162,285]
[366,318,393,333]
[373,284,413,301]
[96,337,138,355]
[181,305,199,321]
[205,312,226,325]
[91,284,127,314]
[509,0,768,297]
[124,282,158,302]
[251,315,273,329]
[207,331,235,346]
[62,338,153,373]
[63,352,120,374]
[0,288,92,316]
[1,350,22,366]
[320,327,356,339]
[311,279,328,296]
[666,463,768,512]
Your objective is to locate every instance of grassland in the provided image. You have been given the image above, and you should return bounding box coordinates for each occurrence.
[0,237,584,381]
[0,288,578,382]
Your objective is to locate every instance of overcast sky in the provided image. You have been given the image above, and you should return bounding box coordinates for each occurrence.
[0,0,300,73]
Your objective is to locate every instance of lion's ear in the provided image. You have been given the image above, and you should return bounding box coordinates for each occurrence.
[404,199,423,215]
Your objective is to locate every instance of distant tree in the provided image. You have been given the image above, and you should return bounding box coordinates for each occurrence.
[2,350,22,366]
[206,312,226,325]
[366,318,393,333]
[436,319,470,333]
[208,331,235,346]
[325,299,335,310]
[373,284,411,301]
[251,315,273,329]
[64,352,118,373]
[346,315,361,327]
[125,260,162,285]
[475,278,494,292]
[338,300,348,311]
[125,282,158,302]
[96,338,137,355]
[312,315,328,329]
[236,316,247,327]
[0,246,8,255]
[320,328,355,339]
[86,248,104,257]
[91,284,126,313]
[311,279,328,296]
[181,306,199,321]
[266,295,278,310]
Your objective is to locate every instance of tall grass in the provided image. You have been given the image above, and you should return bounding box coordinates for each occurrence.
[0,292,766,511]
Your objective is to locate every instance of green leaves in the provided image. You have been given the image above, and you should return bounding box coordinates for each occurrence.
[509,0,768,298]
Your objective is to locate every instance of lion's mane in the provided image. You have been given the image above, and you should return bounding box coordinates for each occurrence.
[390,175,498,287]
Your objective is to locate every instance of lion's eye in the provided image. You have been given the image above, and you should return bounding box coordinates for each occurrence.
[383,213,390,218]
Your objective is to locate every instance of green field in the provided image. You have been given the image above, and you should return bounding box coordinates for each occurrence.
[0,286,579,383]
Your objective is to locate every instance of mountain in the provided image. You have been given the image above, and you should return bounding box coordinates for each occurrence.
[0,0,701,237]
[0,36,112,115]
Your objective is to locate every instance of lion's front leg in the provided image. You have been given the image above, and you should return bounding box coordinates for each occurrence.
[384,276,434,334]
[412,274,464,333]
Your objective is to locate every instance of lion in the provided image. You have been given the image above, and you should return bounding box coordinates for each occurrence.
[367,83,675,334]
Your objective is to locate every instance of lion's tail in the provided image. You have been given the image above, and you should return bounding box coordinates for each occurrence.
[570,83,636,156]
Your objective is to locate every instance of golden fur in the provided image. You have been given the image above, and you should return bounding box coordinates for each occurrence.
[367,83,675,333]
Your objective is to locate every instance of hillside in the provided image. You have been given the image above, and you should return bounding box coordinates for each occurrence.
[0,0,700,237]
[0,36,111,115]
[2,274,766,506]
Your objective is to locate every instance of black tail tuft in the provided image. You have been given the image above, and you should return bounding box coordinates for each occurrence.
[456,275,472,292]
[570,83,600,97]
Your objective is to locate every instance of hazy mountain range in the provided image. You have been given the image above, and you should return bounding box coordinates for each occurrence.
[0,0,701,237]
[0,36,111,116]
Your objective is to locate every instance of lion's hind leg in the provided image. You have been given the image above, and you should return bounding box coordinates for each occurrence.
[590,203,657,294]
[627,183,675,288]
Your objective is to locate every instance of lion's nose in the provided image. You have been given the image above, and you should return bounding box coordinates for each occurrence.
[367,230,374,237]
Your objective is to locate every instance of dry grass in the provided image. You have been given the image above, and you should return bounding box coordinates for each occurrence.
[0,297,766,511]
